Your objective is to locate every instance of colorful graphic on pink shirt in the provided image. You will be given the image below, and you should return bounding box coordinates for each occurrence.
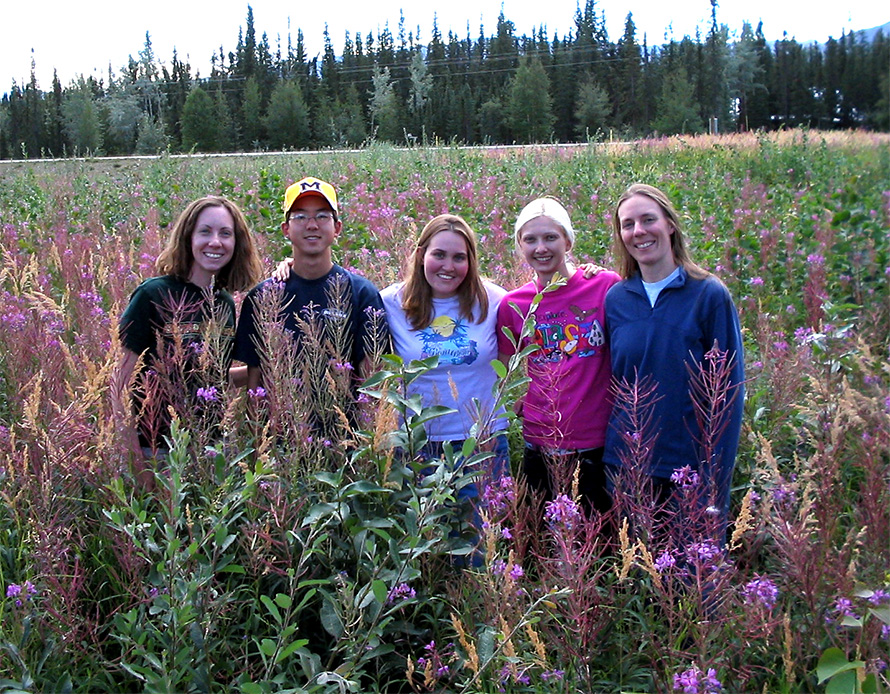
[497,270,621,449]
[531,304,606,363]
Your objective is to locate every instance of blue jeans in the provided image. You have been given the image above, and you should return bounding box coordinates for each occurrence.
[420,432,511,502]
[419,433,511,566]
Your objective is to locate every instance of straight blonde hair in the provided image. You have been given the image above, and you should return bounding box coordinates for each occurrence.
[611,184,708,281]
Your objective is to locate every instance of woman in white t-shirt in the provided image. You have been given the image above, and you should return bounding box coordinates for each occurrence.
[380,213,509,487]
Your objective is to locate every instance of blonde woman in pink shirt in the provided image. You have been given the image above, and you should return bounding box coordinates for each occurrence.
[497,196,620,517]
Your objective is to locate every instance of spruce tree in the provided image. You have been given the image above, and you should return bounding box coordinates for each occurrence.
[61,78,103,155]
[263,80,309,150]
[180,85,216,151]
[506,57,555,143]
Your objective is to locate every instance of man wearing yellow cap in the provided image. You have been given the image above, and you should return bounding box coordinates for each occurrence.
[234,176,386,395]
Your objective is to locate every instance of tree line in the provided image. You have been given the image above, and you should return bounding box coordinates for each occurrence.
[1,3,887,159]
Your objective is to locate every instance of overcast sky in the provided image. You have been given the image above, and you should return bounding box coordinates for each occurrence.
[3,1,886,90]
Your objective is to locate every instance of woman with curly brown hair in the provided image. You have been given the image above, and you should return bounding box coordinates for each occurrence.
[113,196,263,459]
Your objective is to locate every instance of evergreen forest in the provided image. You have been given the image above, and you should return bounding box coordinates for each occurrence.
[1,2,887,159]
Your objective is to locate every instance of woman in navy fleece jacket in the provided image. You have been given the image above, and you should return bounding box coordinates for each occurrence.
[603,184,744,536]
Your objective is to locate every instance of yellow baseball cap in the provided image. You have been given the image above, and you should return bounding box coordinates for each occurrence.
[283,177,339,218]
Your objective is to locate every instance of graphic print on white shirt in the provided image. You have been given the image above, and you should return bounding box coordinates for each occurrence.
[417,316,479,365]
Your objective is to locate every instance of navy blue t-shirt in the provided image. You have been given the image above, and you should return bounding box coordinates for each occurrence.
[234,264,386,372]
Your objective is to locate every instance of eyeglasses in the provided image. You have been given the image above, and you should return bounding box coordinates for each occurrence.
[288,212,335,224]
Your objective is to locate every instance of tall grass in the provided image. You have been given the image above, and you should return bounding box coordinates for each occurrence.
[0,130,888,692]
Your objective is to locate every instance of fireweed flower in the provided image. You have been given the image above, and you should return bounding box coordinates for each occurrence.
[541,670,565,682]
[673,665,723,693]
[827,597,860,624]
[1,311,27,331]
[670,465,700,488]
[685,540,723,568]
[482,476,516,515]
[544,494,583,528]
[417,641,451,679]
[749,276,764,286]
[771,481,796,507]
[794,326,816,344]
[6,583,22,603]
[655,550,677,573]
[386,582,416,605]
[6,582,36,607]
[196,386,218,402]
[743,575,779,609]
[498,666,530,685]
[867,589,890,605]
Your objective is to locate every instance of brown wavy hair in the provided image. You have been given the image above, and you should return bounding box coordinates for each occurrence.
[611,183,708,281]
[155,196,263,291]
[402,214,489,331]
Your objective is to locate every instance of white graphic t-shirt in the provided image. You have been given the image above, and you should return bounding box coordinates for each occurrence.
[381,281,508,441]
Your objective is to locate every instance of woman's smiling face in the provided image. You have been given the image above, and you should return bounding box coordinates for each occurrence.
[517,216,572,284]
[189,204,236,287]
[617,193,677,282]
[423,230,470,298]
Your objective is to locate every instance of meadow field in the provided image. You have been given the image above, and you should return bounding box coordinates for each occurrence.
[0,130,888,692]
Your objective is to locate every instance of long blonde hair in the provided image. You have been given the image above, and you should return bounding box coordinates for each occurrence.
[611,184,708,281]
[401,214,488,331]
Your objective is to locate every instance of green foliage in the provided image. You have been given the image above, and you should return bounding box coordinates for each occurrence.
[816,586,890,694]
[652,66,705,135]
[0,136,887,692]
[135,113,168,154]
[61,79,103,155]
[263,81,309,150]
[506,58,555,143]
[2,5,888,157]
[180,86,217,152]
[241,77,264,150]
[369,66,402,143]
[574,76,612,140]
